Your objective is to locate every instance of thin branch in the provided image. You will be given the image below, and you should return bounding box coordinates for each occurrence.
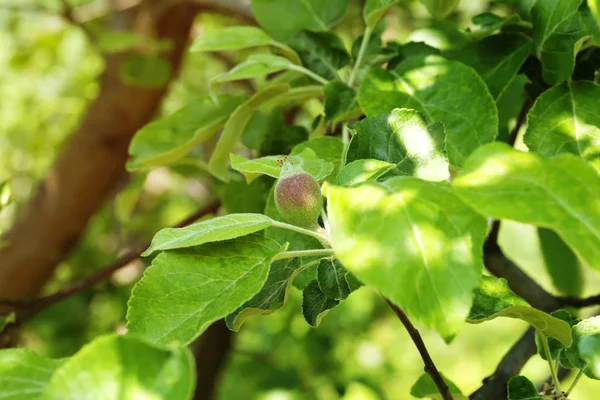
[470,328,537,400]
[384,298,454,400]
[507,98,532,146]
[484,221,560,312]
[558,293,600,308]
[0,201,220,320]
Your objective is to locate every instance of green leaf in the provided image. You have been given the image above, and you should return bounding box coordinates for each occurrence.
[507,376,543,400]
[363,0,400,28]
[410,373,467,399]
[419,0,460,19]
[324,81,359,124]
[324,178,486,342]
[358,55,498,167]
[0,312,15,334]
[291,137,344,181]
[226,257,308,331]
[42,335,195,400]
[302,280,339,327]
[317,259,351,300]
[335,159,396,186]
[251,0,350,41]
[97,31,150,53]
[128,234,283,345]
[211,54,293,88]
[220,176,271,214]
[453,143,600,272]
[347,108,449,181]
[142,214,273,256]
[288,31,349,80]
[563,316,600,377]
[0,179,12,210]
[127,96,244,171]
[496,74,528,142]
[470,13,523,38]
[538,228,583,297]
[524,81,600,173]
[0,348,62,400]
[534,309,579,363]
[444,34,532,99]
[190,26,271,51]
[532,0,585,84]
[119,55,171,87]
[208,84,289,182]
[468,276,572,346]
[590,0,600,29]
[230,148,334,183]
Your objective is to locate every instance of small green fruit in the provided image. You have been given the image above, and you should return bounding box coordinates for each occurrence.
[274,159,323,229]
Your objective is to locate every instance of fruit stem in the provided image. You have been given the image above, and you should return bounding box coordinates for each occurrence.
[541,334,562,396]
[271,220,331,247]
[289,65,329,85]
[273,249,335,260]
[565,369,584,397]
[348,25,373,87]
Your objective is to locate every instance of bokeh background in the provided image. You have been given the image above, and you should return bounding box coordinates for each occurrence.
[1,0,599,398]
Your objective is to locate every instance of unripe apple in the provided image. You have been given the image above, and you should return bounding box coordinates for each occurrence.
[274,159,323,229]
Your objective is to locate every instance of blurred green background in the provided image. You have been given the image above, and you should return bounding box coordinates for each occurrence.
[1,0,599,398]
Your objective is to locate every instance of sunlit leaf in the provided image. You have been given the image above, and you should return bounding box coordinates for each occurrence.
[0,348,61,400]
[358,55,498,166]
[42,335,194,400]
[142,214,273,256]
[468,276,572,346]
[563,316,600,378]
[291,137,344,181]
[324,178,486,342]
[363,0,400,28]
[347,108,449,181]
[128,234,283,344]
[335,159,395,186]
[524,80,600,172]
[454,143,600,272]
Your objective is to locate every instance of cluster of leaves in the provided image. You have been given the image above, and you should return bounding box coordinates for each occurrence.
[3,0,600,398]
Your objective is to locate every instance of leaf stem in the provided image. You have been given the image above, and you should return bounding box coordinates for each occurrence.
[271,220,331,246]
[289,65,329,85]
[541,334,562,395]
[348,26,373,87]
[273,249,335,260]
[565,369,584,397]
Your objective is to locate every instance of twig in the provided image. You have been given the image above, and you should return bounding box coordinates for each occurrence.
[470,328,537,400]
[384,298,454,400]
[0,201,220,320]
[558,293,600,308]
[507,98,532,146]
[484,221,560,312]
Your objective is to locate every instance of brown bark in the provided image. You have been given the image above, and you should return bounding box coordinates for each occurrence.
[0,2,198,301]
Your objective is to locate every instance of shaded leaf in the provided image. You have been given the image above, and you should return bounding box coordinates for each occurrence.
[419,0,459,19]
[470,13,523,38]
[468,276,572,346]
[538,228,583,297]
[335,159,395,186]
[507,376,543,400]
[445,34,532,99]
[128,234,283,345]
[324,81,358,124]
[0,348,61,400]
[524,80,600,173]
[42,335,194,400]
[532,0,585,84]
[324,178,486,342]
[302,280,339,327]
[317,259,351,300]
[127,96,243,171]
[454,143,600,272]
[358,55,498,166]
[220,176,272,214]
[208,84,289,182]
[288,31,349,80]
[347,108,449,181]
[142,214,273,256]
[226,257,308,331]
[363,0,400,28]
